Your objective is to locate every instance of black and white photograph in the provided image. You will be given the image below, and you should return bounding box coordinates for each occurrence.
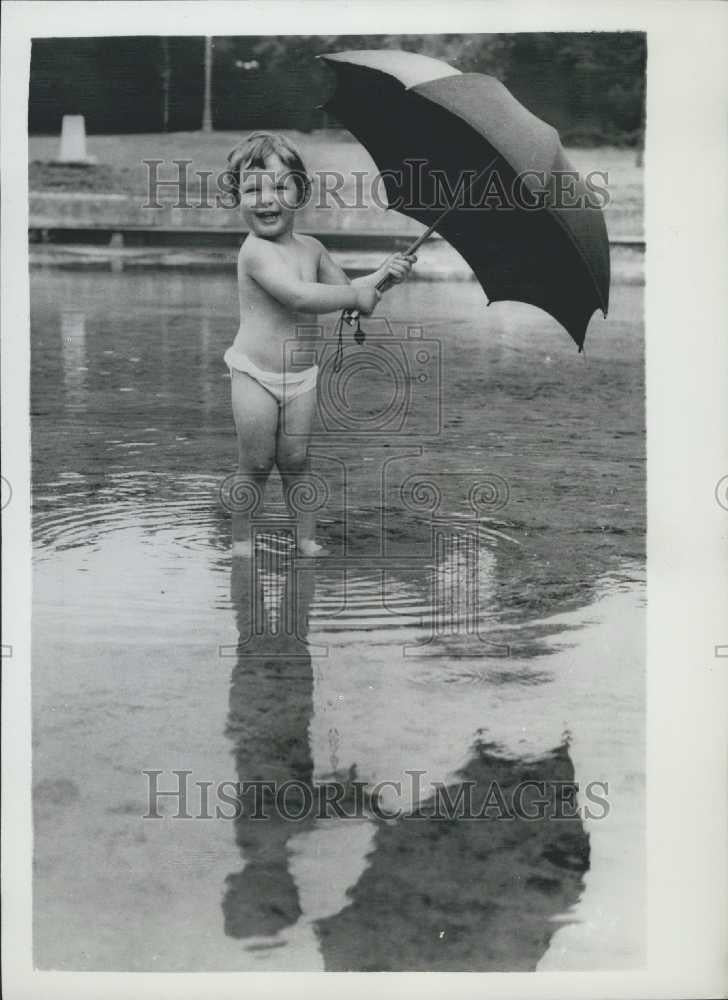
[2,2,727,996]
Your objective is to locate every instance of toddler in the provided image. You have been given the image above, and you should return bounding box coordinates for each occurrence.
[225,132,415,557]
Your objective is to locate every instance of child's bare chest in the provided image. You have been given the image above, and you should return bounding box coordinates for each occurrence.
[275,242,318,282]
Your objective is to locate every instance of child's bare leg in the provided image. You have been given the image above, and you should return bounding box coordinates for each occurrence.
[230,372,279,557]
[276,387,327,556]
[280,458,319,553]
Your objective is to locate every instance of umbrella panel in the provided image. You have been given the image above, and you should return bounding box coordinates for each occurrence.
[324,64,609,347]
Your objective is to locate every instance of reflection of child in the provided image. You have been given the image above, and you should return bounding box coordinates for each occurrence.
[224,132,415,557]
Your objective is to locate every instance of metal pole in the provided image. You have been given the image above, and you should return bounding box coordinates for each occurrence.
[202,37,213,133]
[161,38,171,133]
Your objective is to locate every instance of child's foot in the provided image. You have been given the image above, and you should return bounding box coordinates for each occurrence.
[232,540,253,559]
[297,538,329,558]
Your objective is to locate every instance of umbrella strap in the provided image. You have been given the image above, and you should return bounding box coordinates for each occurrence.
[333,309,366,372]
[333,309,346,372]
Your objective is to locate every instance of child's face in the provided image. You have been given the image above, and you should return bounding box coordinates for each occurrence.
[239,153,300,240]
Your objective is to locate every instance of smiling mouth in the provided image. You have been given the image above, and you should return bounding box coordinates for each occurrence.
[256,212,280,222]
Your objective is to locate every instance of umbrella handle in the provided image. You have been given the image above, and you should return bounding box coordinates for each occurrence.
[343,274,393,328]
[343,202,455,328]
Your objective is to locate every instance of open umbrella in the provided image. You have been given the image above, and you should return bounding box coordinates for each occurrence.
[319,50,610,351]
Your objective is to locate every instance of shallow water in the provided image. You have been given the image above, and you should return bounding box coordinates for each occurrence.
[30,267,645,970]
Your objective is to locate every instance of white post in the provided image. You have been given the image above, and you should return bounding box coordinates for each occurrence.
[57,115,96,164]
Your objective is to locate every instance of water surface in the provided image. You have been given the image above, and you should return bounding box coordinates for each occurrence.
[31,267,645,970]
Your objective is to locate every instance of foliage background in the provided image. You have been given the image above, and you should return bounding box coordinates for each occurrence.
[29,34,646,147]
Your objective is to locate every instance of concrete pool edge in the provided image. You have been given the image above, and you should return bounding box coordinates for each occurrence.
[28,241,645,286]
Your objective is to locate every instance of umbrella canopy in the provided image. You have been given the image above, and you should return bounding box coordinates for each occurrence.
[319,50,610,350]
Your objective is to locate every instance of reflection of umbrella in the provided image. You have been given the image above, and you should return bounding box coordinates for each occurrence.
[319,50,610,351]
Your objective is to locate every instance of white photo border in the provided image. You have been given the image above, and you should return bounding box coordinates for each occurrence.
[2,2,727,998]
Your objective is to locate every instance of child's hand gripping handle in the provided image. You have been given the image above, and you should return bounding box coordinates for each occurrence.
[343,197,457,332]
[344,274,393,328]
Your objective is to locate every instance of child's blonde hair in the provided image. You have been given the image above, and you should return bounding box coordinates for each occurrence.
[227,131,312,208]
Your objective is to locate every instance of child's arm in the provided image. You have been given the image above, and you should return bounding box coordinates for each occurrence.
[316,243,416,289]
[244,241,376,315]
